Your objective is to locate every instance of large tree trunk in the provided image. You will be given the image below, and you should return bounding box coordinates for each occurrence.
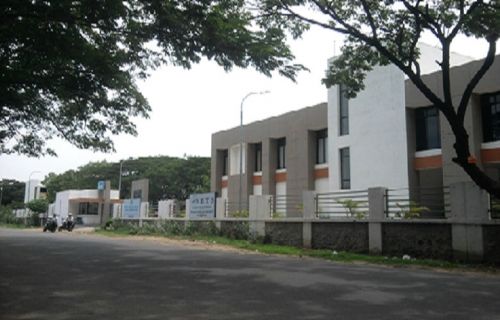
[450,121,500,199]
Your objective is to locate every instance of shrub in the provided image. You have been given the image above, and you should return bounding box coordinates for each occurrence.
[0,206,21,225]
[185,221,218,236]
[395,202,429,219]
[220,221,249,240]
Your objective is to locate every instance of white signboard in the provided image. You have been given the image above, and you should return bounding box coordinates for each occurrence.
[122,198,141,218]
[189,193,216,219]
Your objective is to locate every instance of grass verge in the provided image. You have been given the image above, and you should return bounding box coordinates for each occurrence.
[95,228,498,273]
[0,223,32,229]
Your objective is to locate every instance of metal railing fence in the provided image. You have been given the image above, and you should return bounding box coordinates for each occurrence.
[271,194,302,218]
[315,189,369,219]
[385,187,449,219]
[224,200,249,218]
[489,195,500,219]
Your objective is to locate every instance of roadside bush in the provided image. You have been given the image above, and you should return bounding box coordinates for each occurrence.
[28,212,41,227]
[220,221,249,240]
[185,221,218,236]
[110,220,139,234]
[104,220,113,230]
[0,206,21,225]
[110,219,221,238]
[161,220,185,235]
[248,233,272,245]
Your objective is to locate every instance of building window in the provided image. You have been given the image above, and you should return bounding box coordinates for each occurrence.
[416,106,441,151]
[340,147,350,189]
[482,91,500,142]
[222,150,228,176]
[339,84,349,136]
[229,144,246,175]
[78,202,98,215]
[277,138,286,169]
[254,143,262,172]
[132,190,142,199]
[316,129,328,164]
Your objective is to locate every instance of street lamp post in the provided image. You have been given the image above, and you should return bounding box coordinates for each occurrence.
[239,90,270,214]
[118,160,124,199]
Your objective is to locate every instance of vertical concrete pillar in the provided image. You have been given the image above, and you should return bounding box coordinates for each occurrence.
[249,195,272,237]
[216,197,226,219]
[368,187,386,254]
[158,200,167,219]
[450,181,489,261]
[215,197,226,230]
[302,191,316,248]
[140,202,149,218]
[185,199,190,220]
[99,180,112,226]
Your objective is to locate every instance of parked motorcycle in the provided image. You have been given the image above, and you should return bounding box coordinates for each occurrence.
[58,215,75,232]
[43,216,57,233]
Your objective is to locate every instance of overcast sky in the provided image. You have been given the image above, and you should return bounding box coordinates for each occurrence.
[0,25,492,182]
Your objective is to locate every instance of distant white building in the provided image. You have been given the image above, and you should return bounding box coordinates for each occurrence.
[53,189,121,225]
[14,179,48,218]
[24,179,47,203]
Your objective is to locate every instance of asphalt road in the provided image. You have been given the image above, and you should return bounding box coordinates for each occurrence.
[1,228,500,320]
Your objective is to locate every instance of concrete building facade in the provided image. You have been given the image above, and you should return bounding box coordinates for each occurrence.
[405,54,500,189]
[210,46,499,221]
[52,188,120,225]
[326,50,500,218]
[211,103,328,216]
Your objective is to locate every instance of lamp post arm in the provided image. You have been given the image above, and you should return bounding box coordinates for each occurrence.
[238,90,270,214]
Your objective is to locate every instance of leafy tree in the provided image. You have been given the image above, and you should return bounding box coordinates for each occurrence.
[0,179,25,206]
[26,199,49,214]
[0,0,305,156]
[257,0,500,197]
[43,155,210,202]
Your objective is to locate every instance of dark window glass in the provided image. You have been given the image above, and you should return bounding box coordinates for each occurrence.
[340,147,350,189]
[78,203,88,215]
[316,129,328,164]
[482,92,500,142]
[88,203,99,215]
[254,143,262,172]
[415,106,441,151]
[222,150,228,176]
[277,138,286,169]
[78,202,99,215]
[339,84,349,136]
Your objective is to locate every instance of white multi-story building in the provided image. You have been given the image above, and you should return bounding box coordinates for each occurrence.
[210,43,499,218]
[326,44,500,217]
[24,179,47,203]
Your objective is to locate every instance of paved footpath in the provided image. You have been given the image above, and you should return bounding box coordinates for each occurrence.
[1,228,500,320]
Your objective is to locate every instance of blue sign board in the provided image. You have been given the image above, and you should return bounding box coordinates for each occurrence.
[122,198,141,218]
[97,180,106,191]
[189,192,216,219]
